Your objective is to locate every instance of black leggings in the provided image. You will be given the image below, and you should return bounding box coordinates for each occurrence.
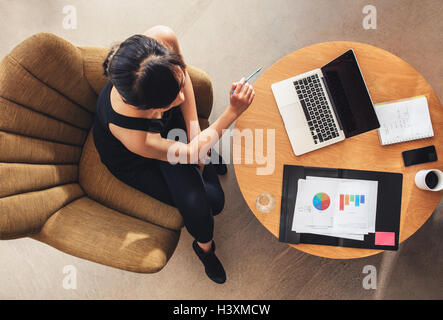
[113,107,224,243]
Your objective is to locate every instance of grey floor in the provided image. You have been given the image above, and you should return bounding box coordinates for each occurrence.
[0,0,442,299]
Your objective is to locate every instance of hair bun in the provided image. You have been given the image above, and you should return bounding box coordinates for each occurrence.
[103,42,121,77]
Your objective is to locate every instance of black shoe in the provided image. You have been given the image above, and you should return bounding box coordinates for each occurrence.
[213,153,227,175]
[192,240,226,284]
[214,162,227,175]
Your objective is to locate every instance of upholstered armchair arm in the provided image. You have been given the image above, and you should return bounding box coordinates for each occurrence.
[186,65,214,123]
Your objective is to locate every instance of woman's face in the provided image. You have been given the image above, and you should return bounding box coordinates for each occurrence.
[159,67,186,112]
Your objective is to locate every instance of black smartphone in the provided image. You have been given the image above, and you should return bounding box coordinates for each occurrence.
[402,145,438,167]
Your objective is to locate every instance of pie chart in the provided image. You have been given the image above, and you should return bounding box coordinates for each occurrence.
[313,192,331,211]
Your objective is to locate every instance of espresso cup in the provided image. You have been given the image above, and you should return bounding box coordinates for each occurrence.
[415,169,443,191]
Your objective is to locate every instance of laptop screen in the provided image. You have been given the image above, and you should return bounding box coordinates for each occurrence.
[321,50,380,138]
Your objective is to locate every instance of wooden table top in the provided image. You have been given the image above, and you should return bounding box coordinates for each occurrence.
[233,41,443,259]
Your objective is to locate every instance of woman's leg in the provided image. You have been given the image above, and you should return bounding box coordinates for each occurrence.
[158,161,216,245]
[156,160,226,283]
[162,104,225,218]
[202,163,225,216]
[114,158,224,245]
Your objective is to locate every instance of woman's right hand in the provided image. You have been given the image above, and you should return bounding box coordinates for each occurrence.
[228,77,255,117]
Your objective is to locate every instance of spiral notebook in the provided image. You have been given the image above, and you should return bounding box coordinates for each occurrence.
[374,95,434,145]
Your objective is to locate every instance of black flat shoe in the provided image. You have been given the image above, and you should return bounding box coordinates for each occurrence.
[213,153,227,175]
[192,240,226,284]
[214,162,227,175]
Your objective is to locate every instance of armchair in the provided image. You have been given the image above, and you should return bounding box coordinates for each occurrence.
[0,32,213,273]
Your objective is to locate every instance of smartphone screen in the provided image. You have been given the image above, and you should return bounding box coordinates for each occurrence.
[402,145,437,167]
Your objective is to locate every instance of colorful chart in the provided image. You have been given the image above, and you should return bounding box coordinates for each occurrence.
[312,192,331,211]
[340,194,366,210]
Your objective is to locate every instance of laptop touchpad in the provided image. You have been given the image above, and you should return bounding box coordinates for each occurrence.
[280,103,307,132]
[272,81,298,108]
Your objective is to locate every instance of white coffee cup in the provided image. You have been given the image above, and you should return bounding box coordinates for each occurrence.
[415,169,443,191]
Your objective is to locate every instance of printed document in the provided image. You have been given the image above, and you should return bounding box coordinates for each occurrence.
[291,176,378,241]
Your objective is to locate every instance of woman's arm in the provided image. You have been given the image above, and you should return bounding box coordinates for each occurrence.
[140,26,254,164]
[180,70,205,171]
[111,79,254,165]
[111,104,237,164]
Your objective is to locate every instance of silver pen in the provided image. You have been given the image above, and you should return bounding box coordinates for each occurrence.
[231,67,262,94]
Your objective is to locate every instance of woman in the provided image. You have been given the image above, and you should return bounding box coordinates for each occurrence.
[92,25,255,284]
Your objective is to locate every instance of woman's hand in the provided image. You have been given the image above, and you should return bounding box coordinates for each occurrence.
[188,135,211,171]
[198,149,211,172]
[228,77,255,118]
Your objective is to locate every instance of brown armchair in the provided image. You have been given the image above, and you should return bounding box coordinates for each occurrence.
[0,32,214,273]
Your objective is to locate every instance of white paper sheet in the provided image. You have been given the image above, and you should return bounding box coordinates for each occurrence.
[291,176,378,241]
[306,176,378,233]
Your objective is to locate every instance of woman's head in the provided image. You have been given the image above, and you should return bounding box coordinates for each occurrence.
[103,34,186,110]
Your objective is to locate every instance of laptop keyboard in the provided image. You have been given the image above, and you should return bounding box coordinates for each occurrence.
[293,74,339,144]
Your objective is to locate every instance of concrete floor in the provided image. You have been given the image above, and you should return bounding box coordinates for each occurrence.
[0,0,442,299]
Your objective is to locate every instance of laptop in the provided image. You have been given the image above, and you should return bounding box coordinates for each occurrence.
[271,49,380,156]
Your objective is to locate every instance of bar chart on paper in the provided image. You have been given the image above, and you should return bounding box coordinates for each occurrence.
[339,194,366,211]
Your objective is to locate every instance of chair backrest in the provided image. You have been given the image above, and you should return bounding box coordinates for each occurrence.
[0,32,98,163]
[0,32,100,238]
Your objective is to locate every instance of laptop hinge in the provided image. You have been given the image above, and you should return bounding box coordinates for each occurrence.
[321,76,343,131]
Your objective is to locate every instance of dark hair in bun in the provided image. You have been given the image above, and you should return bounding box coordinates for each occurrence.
[102,35,185,110]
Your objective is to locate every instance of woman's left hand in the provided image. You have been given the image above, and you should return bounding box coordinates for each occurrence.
[198,148,211,172]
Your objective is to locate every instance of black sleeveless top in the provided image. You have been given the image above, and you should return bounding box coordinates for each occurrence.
[92,80,175,174]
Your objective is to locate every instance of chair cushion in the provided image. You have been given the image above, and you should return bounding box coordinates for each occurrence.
[78,130,184,231]
[0,183,84,239]
[0,130,83,164]
[0,163,78,199]
[32,196,180,273]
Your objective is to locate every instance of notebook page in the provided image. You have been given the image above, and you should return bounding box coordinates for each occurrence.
[375,96,434,145]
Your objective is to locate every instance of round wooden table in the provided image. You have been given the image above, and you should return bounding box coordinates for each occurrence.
[233,41,443,259]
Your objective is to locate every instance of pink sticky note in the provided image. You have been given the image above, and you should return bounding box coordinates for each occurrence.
[375,232,395,246]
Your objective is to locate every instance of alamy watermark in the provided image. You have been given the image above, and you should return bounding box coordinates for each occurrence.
[62,265,77,290]
[166,121,276,175]
[362,5,377,30]
[62,5,77,30]
[362,265,377,290]
[62,4,377,32]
